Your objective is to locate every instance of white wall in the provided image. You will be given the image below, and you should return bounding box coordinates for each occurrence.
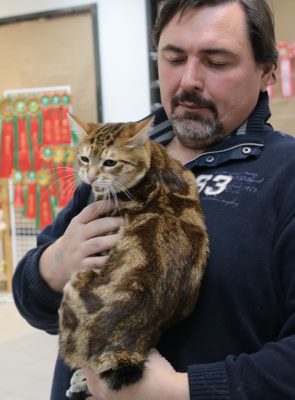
[0,0,151,122]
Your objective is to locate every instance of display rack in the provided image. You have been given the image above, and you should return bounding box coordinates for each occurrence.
[0,179,13,291]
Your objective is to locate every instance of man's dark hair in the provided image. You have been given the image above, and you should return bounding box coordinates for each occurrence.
[153,0,278,69]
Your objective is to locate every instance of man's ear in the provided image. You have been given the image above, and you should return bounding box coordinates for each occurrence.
[260,64,276,92]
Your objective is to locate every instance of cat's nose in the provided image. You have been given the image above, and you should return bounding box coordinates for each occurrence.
[87,176,96,183]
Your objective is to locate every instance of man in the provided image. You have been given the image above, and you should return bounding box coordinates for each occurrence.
[13,1,295,399]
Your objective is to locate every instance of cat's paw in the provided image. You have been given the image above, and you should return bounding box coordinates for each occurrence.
[66,369,91,399]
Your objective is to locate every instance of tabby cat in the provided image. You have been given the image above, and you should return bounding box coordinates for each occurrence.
[59,115,209,399]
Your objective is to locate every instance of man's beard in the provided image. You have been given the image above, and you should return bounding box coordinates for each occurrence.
[170,90,227,149]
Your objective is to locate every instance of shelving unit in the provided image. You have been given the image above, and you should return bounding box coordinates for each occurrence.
[0,179,13,292]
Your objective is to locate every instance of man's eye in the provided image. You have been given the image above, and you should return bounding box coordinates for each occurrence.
[80,156,89,163]
[168,58,186,65]
[103,159,117,167]
[208,60,227,68]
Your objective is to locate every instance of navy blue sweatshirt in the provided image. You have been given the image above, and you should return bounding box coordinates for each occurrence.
[13,92,295,400]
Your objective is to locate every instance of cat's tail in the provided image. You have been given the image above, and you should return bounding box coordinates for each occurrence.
[97,351,146,390]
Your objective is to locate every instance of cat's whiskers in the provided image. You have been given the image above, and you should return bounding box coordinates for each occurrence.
[94,180,121,214]
[65,179,80,199]
[109,185,120,213]
[38,172,78,200]
[112,181,134,201]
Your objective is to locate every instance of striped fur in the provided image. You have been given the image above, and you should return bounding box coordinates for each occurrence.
[59,115,209,391]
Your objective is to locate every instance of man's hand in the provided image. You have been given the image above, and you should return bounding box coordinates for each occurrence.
[84,349,189,400]
[40,200,124,292]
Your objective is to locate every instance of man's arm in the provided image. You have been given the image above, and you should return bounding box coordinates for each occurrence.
[12,183,91,333]
[12,183,123,334]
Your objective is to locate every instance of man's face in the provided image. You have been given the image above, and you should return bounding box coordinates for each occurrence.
[157,2,273,149]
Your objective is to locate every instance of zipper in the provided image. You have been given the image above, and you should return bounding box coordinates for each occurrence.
[186,142,264,165]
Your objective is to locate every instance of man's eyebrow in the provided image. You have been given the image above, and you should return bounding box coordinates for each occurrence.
[160,44,238,58]
[201,48,238,58]
[160,44,186,53]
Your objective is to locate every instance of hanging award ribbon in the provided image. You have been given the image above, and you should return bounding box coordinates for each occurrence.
[13,171,24,208]
[41,94,54,146]
[61,94,72,143]
[13,98,32,172]
[24,171,37,219]
[0,99,14,178]
[36,169,54,229]
[52,94,63,145]
[27,97,42,170]
[278,42,293,98]
[41,146,57,197]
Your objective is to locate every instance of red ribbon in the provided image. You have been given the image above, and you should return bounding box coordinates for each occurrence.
[14,184,24,208]
[30,117,42,170]
[61,106,72,143]
[26,184,37,219]
[0,121,14,178]
[18,118,31,171]
[277,42,294,98]
[52,107,63,144]
[39,186,53,229]
[42,108,54,146]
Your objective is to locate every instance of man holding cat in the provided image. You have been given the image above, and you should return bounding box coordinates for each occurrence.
[13,1,295,400]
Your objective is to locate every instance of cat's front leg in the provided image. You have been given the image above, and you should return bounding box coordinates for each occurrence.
[66,369,91,400]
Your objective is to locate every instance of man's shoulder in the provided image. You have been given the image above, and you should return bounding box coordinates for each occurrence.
[265,126,295,149]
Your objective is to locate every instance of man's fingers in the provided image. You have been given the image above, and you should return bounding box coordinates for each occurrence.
[75,200,117,224]
[82,234,120,257]
[85,217,124,239]
[82,255,110,270]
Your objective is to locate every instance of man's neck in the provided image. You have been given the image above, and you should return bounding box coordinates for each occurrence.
[166,137,205,165]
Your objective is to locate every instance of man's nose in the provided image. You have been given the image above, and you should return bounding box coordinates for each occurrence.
[180,58,204,92]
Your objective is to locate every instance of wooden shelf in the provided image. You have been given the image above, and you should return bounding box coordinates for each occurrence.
[0,179,13,292]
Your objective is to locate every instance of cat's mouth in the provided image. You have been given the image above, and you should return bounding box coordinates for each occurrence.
[93,186,105,193]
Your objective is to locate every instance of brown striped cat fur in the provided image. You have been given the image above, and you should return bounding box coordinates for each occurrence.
[59,115,209,396]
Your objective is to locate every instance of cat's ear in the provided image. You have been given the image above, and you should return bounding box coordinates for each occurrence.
[68,114,96,139]
[125,116,155,147]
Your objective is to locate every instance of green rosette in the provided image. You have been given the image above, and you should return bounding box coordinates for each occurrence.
[40,95,51,108]
[52,94,61,106]
[41,146,53,162]
[25,171,37,184]
[0,98,13,121]
[13,98,26,116]
[27,97,41,117]
[62,94,71,106]
[36,169,51,187]
[13,170,23,184]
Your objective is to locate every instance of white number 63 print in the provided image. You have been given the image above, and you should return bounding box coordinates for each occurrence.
[196,174,233,196]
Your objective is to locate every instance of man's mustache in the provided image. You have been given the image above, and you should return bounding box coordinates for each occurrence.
[171,91,217,115]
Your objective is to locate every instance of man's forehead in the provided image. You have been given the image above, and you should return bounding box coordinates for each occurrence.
[158,4,249,52]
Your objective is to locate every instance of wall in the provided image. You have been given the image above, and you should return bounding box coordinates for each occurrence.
[268,0,295,134]
[0,0,151,122]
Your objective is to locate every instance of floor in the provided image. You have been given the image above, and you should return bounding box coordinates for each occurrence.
[0,291,58,400]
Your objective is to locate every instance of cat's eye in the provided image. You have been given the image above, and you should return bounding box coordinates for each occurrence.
[80,156,90,163]
[103,159,117,167]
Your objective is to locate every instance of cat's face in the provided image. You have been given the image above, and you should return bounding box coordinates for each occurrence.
[70,116,154,197]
